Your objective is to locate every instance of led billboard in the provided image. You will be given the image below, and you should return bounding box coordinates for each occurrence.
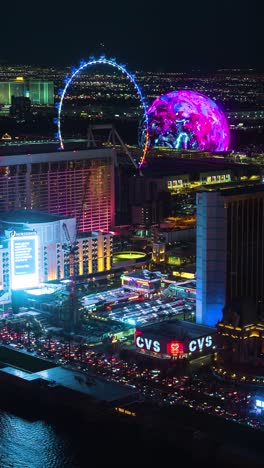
[10,233,39,290]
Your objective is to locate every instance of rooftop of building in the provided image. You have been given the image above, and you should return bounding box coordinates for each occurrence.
[0,139,87,156]
[36,366,139,402]
[140,155,248,178]
[24,283,64,297]
[198,182,264,197]
[138,319,216,341]
[122,269,162,281]
[0,365,139,403]
[168,280,196,289]
[0,140,116,164]
[0,210,73,224]
[167,242,196,256]
[220,182,264,197]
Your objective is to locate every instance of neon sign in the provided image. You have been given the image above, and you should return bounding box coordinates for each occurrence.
[188,335,213,353]
[135,335,161,353]
[167,341,184,356]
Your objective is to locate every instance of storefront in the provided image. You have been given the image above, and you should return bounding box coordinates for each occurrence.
[134,319,216,361]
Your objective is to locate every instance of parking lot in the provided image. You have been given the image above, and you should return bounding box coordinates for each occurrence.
[82,288,195,327]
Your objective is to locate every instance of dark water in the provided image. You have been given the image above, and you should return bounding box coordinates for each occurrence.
[0,405,198,468]
[0,406,168,468]
[0,409,84,468]
[2,404,264,467]
[0,405,142,468]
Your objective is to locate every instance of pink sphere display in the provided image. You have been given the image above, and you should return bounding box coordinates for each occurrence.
[146,90,230,151]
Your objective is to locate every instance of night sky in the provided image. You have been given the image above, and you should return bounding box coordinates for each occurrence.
[0,0,261,71]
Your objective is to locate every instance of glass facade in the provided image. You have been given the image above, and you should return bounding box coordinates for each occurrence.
[0,81,25,105]
[225,192,264,317]
[0,79,54,105]
[196,191,227,327]
[196,187,264,326]
[28,80,54,105]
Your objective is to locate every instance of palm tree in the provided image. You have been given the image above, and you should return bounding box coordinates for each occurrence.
[77,343,89,363]
[25,320,33,346]
[34,327,43,348]
[64,332,72,360]
[14,322,24,343]
[46,331,53,349]
[106,339,120,376]
[6,320,12,334]
[25,317,43,347]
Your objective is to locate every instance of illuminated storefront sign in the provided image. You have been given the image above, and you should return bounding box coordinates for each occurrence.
[135,335,161,353]
[188,335,213,353]
[10,233,39,290]
[135,330,214,357]
[167,341,184,356]
[255,399,264,409]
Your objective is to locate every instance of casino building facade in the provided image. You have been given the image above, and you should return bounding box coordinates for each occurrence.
[134,319,216,362]
[0,147,115,233]
[213,300,264,383]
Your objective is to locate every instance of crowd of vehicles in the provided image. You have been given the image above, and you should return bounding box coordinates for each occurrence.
[0,320,264,433]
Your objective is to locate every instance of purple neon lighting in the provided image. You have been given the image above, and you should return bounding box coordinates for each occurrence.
[146,90,230,151]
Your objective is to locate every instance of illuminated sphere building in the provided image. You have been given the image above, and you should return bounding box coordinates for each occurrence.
[145,90,229,151]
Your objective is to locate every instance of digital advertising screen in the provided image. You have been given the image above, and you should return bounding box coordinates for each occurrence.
[10,234,39,290]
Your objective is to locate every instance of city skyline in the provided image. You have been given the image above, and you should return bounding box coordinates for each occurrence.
[0,2,263,463]
[0,64,263,154]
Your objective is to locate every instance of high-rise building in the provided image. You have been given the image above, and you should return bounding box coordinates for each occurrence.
[0,77,25,105]
[0,147,115,233]
[27,80,54,105]
[196,185,264,326]
[10,96,31,120]
[152,242,166,263]
[0,77,54,106]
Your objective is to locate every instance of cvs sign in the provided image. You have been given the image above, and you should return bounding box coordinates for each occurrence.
[135,335,161,353]
[188,335,213,353]
[167,341,184,356]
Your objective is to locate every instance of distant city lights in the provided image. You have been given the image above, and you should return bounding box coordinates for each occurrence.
[57,56,149,167]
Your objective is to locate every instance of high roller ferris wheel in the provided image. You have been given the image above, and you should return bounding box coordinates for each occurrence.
[56,55,149,168]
